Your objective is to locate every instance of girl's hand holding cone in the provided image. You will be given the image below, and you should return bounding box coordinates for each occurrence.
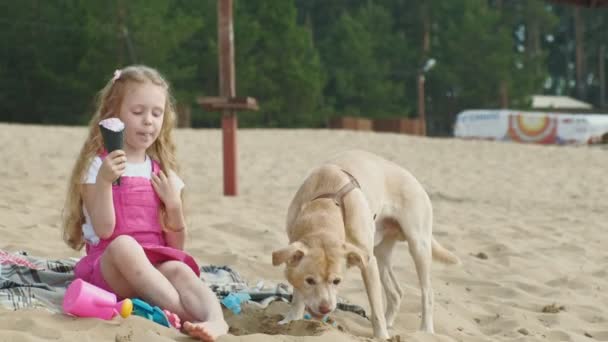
[97,150,126,185]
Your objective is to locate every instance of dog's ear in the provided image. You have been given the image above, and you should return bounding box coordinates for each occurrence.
[272,242,308,267]
[343,242,368,269]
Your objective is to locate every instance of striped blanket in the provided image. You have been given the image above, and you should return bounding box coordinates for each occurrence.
[0,250,367,318]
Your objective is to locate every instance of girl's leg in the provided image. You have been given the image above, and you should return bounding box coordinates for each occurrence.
[99,235,190,319]
[156,261,228,341]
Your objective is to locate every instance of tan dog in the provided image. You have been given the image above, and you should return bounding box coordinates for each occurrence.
[272,150,460,339]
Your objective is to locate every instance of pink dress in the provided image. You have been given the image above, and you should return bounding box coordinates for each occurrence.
[74,156,199,293]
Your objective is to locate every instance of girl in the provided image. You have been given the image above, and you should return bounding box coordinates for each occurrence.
[63,65,227,342]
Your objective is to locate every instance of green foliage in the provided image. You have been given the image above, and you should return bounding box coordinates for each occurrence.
[319,3,411,119]
[231,0,323,127]
[0,1,90,123]
[0,1,605,134]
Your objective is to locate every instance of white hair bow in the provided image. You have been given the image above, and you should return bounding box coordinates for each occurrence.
[112,69,122,83]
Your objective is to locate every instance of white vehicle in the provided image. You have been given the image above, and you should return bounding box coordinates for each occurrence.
[453,109,608,145]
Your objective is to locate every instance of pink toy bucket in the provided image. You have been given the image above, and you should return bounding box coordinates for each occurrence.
[63,279,124,320]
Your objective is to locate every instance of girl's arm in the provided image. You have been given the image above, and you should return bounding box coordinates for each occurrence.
[163,204,187,250]
[152,170,186,250]
[82,182,115,239]
[83,150,126,239]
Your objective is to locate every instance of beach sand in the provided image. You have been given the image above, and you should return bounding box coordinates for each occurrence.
[1,123,607,341]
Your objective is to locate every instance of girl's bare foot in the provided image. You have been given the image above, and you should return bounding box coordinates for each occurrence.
[182,320,228,342]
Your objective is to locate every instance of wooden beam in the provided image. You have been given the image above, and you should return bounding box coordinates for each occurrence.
[197,96,259,111]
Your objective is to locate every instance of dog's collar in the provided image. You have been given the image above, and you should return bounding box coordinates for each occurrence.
[312,169,360,207]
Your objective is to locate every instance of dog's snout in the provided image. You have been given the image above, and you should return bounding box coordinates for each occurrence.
[318,304,331,315]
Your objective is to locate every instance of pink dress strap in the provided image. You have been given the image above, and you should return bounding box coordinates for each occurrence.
[151,158,161,174]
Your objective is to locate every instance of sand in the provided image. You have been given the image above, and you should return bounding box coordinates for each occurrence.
[1,123,607,341]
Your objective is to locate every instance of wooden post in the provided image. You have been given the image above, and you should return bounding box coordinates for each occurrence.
[499,81,509,108]
[176,103,191,128]
[417,74,427,136]
[600,44,606,108]
[198,1,258,196]
[574,7,585,100]
[218,0,237,196]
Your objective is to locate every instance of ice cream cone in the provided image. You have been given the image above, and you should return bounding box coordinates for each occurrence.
[99,118,125,185]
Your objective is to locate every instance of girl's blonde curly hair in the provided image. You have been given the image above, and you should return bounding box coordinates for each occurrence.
[62,65,181,250]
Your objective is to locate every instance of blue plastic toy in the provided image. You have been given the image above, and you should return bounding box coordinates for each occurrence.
[131,298,178,328]
[221,293,251,314]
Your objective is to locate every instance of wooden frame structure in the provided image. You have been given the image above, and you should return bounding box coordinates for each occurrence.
[198,0,259,196]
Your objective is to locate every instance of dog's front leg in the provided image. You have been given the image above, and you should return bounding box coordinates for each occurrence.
[279,289,305,325]
[361,255,390,339]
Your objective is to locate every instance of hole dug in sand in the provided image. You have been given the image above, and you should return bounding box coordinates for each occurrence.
[224,301,344,337]
[541,303,566,313]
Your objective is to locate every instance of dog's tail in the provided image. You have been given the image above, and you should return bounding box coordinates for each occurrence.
[432,238,461,265]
